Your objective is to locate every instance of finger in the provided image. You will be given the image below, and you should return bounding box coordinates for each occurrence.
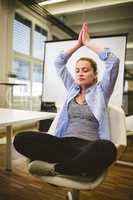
[82,22,86,30]
[82,28,85,35]
[82,29,86,41]
[83,22,89,29]
[81,24,85,31]
[84,24,89,33]
[83,22,88,26]
[79,28,83,38]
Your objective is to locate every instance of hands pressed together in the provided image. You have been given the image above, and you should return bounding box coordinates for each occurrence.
[66,22,105,55]
[77,22,91,48]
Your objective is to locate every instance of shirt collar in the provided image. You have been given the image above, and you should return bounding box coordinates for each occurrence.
[75,82,97,93]
[85,83,97,93]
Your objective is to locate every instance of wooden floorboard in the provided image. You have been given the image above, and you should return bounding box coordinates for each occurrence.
[0,136,133,200]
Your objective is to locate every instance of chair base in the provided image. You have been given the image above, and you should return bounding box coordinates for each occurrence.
[67,189,79,200]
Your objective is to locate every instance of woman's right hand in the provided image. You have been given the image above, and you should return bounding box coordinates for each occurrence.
[65,27,83,55]
[82,22,91,47]
[77,23,89,48]
[72,23,90,50]
[77,28,83,48]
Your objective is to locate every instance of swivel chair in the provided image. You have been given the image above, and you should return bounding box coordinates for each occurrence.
[28,105,127,200]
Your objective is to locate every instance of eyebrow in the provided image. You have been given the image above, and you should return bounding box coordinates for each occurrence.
[75,67,89,70]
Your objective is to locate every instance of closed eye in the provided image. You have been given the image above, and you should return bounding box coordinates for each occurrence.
[75,68,80,73]
[75,67,89,73]
[82,67,89,72]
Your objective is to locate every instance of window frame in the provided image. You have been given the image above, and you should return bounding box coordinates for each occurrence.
[12,12,48,109]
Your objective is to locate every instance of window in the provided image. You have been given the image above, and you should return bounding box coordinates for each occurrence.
[33,25,47,59]
[12,59,30,97]
[13,13,31,55]
[12,13,48,109]
[32,63,43,96]
[12,59,30,80]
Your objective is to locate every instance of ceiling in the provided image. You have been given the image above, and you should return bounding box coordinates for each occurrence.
[34,0,133,69]
[36,0,133,34]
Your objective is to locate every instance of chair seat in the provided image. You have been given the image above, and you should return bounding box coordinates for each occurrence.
[40,173,106,190]
[28,161,107,190]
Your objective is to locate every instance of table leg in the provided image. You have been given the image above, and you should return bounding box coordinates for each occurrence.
[10,86,13,108]
[6,125,13,171]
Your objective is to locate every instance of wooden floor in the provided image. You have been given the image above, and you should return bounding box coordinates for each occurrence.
[0,136,133,200]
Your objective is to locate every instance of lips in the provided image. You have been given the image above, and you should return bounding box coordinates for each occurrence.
[78,78,85,81]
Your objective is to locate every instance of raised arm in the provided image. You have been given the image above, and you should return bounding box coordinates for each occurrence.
[82,23,120,103]
[54,27,84,90]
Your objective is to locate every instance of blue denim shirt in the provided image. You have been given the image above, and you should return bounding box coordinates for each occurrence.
[54,49,119,140]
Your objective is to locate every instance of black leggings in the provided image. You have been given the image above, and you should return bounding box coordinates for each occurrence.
[13,131,117,177]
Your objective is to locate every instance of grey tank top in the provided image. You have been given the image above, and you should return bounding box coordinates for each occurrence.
[63,98,99,141]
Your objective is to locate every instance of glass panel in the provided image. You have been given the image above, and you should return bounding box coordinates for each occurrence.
[13,15,31,55]
[12,59,30,80]
[32,63,43,96]
[12,59,30,96]
[33,25,47,60]
[13,79,30,97]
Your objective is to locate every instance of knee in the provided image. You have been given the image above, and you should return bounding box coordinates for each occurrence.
[13,132,28,151]
[96,139,117,163]
[102,140,117,164]
[107,141,117,161]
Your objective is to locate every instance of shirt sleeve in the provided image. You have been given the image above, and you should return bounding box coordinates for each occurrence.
[54,51,75,90]
[98,49,120,103]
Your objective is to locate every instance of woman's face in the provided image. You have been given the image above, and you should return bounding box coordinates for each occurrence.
[75,60,97,89]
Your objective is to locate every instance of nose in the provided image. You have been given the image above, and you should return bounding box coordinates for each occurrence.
[77,70,84,76]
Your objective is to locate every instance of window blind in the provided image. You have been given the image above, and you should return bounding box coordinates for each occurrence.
[13,13,31,55]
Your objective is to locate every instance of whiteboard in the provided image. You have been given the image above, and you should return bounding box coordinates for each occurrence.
[43,36,127,110]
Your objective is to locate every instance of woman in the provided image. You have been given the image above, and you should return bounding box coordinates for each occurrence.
[13,23,119,178]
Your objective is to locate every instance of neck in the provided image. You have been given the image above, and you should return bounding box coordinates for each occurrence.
[80,82,96,94]
[80,88,86,94]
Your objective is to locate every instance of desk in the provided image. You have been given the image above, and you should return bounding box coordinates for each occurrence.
[0,83,27,108]
[0,108,56,171]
